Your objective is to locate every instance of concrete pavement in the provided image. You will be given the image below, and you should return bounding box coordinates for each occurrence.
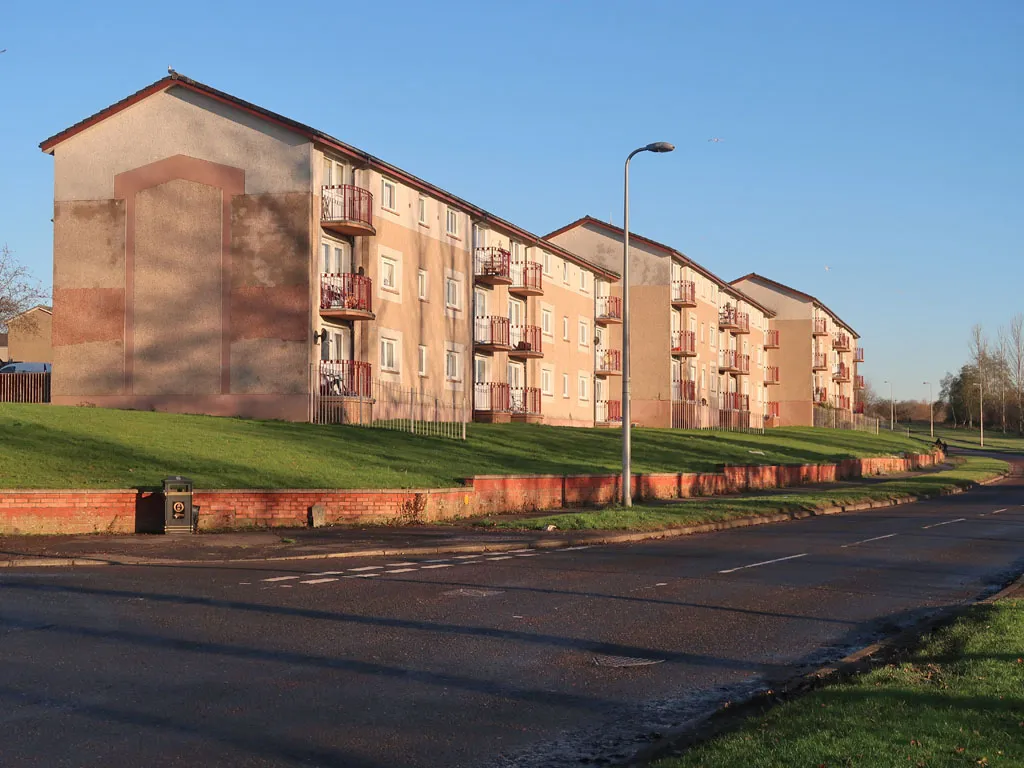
[0,463,1021,767]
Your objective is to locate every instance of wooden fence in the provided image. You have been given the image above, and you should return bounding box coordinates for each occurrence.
[0,373,51,404]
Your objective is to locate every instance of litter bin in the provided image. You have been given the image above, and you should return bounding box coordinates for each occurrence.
[163,476,196,534]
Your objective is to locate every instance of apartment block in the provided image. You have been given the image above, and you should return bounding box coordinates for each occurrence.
[40,73,618,426]
[546,217,778,429]
[730,274,862,426]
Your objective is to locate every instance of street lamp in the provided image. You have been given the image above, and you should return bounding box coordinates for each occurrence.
[923,381,933,438]
[883,379,894,431]
[622,141,674,508]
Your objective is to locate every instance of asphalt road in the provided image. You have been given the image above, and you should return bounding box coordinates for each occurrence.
[1,466,1022,767]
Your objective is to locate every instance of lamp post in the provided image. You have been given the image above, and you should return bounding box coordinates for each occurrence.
[924,381,933,438]
[883,379,894,430]
[622,141,674,508]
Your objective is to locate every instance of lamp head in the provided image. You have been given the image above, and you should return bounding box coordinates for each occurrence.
[645,142,675,153]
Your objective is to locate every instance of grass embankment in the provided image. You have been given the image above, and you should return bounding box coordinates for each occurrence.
[909,422,1024,454]
[0,403,932,490]
[485,457,1008,531]
[655,598,1024,768]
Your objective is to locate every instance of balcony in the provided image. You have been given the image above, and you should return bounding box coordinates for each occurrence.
[510,386,542,422]
[508,325,543,358]
[765,329,780,348]
[722,392,750,412]
[509,261,543,296]
[854,374,865,389]
[671,280,696,307]
[595,347,622,377]
[766,401,780,419]
[719,349,740,372]
[854,347,865,363]
[673,379,697,403]
[595,399,622,425]
[596,295,622,325]
[764,366,781,385]
[321,185,375,237]
[812,352,828,371]
[734,353,751,375]
[833,363,851,382]
[474,247,512,285]
[833,332,851,351]
[474,382,511,420]
[834,394,851,411]
[814,387,828,405]
[719,308,750,334]
[813,317,829,336]
[319,360,372,398]
[320,273,374,321]
[671,330,696,356]
[854,402,865,414]
[473,316,512,352]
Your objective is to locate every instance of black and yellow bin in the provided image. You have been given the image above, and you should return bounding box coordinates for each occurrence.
[163,476,196,534]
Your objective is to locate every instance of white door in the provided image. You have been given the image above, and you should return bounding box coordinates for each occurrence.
[474,289,487,318]
[508,298,523,326]
[507,361,524,389]
[474,355,488,384]
[321,239,351,274]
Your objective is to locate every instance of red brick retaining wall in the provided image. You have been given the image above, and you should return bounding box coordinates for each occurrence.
[0,452,941,535]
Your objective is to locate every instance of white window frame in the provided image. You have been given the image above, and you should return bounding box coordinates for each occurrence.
[562,261,570,284]
[417,195,428,226]
[445,349,461,382]
[579,269,587,292]
[446,208,459,237]
[380,337,398,372]
[562,373,570,399]
[541,368,553,397]
[542,308,553,337]
[542,251,552,276]
[418,345,428,377]
[445,277,462,310]
[577,374,589,402]
[417,269,428,301]
[562,316,569,341]
[381,179,398,213]
[578,318,590,348]
[380,256,399,293]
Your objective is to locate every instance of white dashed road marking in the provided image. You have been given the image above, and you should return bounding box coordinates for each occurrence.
[348,566,383,572]
[344,573,380,578]
[487,556,515,561]
[387,562,417,567]
[841,533,898,548]
[922,518,966,529]
[420,564,454,569]
[300,578,338,585]
[992,508,1008,514]
[719,553,808,575]
[384,568,417,574]
[262,576,300,582]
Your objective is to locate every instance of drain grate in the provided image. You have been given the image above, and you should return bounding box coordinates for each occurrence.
[592,654,665,668]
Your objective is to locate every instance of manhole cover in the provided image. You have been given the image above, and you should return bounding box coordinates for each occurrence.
[441,588,504,598]
[592,654,665,668]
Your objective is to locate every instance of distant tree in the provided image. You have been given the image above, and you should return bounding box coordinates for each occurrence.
[0,245,48,332]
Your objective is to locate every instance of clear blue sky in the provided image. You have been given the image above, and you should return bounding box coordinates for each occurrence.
[2,0,1021,399]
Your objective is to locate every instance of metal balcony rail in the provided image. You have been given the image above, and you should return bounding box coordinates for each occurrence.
[319,360,372,398]
[509,261,543,293]
[720,349,739,370]
[833,332,850,349]
[736,353,751,374]
[813,317,829,335]
[854,375,865,389]
[321,184,373,228]
[721,392,750,412]
[814,387,829,404]
[813,352,828,369]
[854,347,865,362]
[596,295,622,322]
[833,363,850,380]
[766,401,780,418]
[509,386,541,415]
[474,315,511,347]
[473,247,512,281]
[320,273,373,313]
[672,280,696,304]
[596,399,622,424]
[765,329,780,347]
[764,365,781,384]
[474,381,511,413]
[673,379,697,402]
[671,330,696,355]
[509,324,542,354]
[596,347,621,374]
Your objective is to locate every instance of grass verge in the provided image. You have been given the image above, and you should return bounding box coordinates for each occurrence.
[908,422,1024,455]
[654,598,1024,768]
[0,404,932,489]
[482,457,1009,531]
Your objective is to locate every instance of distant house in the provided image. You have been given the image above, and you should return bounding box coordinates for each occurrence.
[7,306,53,364]
[0,333,8,362]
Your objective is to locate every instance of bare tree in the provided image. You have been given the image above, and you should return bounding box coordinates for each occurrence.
[0,245,49,332]
[1001,314,1024,434]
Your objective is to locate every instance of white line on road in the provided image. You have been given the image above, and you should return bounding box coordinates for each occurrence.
[992,508,1008,514]
[261,576,300,582]
[384,568,417,574]
[422,559,450,563]
[344,573,380,578]
[841,533,899,548]
[487,556,515,561]
[348,566,383,572]
[386,562,417,567]
[718,553,808,574]
[516,553,538,557]
[506,549,534,553]
[307,571,345,576]
[420,564,454,569]
[559,546,592,551]
[922,518,967,529]
[300,578,338,585]
[451,555,481,560]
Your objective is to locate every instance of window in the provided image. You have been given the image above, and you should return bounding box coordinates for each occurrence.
[562,373,570,398]
[562,316,569,341]
[380,256,398,291]
[562,261,570,284]
[417,269,428,301]
[381,179,398,212]
[579,269,587,292]
[542,308,553,336]
[446,208,459,236]
[446,350,460,381]
[700,322,705,343]
[445,277,461,310]
[418,345,428,377]
[418,196,428,225]
[380,337,398,372]
[578,319,589,347]
[541,368,553,396]
[578,374,589,401]
[710,327,717,349]
[542,251,552,276]
[474,356,487,384]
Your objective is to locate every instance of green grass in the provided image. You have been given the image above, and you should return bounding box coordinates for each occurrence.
[909,422,1024,454]
[654,598,1024,768]
[0,403,931,490]
[486,457,1008,531]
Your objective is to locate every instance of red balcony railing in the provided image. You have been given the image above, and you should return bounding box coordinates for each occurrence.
[813,317,829,336]
[319,360,372,398]
[473,247,512,283]
[510,386,541,416]
[814,387,828,405]
[854,347,865,363]
[596,399,622,424]
[673,379,697,402]
[834,395,851,411]
[509,261,543,295]
[320,273,373,315]
[764,366,781,385]
[812,352,828,370]
[474,382,511,413]
[671,330,696,356]
[719,307,749,331]
[765,329,780,348]
[833,363,850,382]
[596,295,622,323]
[854,374,865,389]
[766,401,780,419]
[735,354,751,374]
[474,316,511,348]
[854,402,865,414]
[596,347,621,375]
[722,392,749,411]
[509,324,543,356]
[672,280,696,305]
[720,349,739,371]
[833,332,851,350]
[321,185,374,232]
